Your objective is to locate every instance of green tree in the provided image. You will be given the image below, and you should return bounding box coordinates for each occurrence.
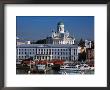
[78,38,85,47]
[31,39,47,44]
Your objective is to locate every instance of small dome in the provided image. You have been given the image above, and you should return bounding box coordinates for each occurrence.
[58,21,64,25]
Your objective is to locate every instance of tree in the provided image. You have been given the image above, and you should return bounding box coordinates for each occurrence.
[78,38,85,47]
[31,39,47,44]
[78,51,87,62]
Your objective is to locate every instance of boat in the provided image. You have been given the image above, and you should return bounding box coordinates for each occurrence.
[60,65,79,71]
[36,64,46,72]
[89,67,94,70]
[79,64,91,70]
[60,64,92,71]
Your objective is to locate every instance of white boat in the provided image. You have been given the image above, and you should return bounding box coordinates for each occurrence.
[79,64,91,70]
[36,64,46,71]
[90,67,94,70]
[16,61,21,64]
[60,65,79,71]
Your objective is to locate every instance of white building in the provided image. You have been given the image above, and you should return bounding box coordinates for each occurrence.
[16,37,31,45]
[16,22,78,62]
[85,40,92,48]
[16,44,78,61]
[47,21,75,44]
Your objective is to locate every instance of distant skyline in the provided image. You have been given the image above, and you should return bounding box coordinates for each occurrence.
[16,16,94,41]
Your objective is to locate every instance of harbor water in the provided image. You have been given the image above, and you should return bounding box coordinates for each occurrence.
[16,68,94,74]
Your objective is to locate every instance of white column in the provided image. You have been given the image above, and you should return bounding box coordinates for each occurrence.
[17,48,19,61]
[59,41,60,44]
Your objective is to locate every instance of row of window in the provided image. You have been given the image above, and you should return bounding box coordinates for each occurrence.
[19,49,77,53]
[17,56,77,60]
[17,48,73,52]
[73,49,77,52]
[17,51,77,55]
[53,41,74,44]
[36,56,70,60]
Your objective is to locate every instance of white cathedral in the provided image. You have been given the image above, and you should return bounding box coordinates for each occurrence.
[47,21,75,44]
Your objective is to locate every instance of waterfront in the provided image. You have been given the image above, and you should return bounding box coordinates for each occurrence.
[16,64,94,75]
[16,69,94,74]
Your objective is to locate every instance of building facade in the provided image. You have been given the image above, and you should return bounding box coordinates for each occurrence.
[86,48,94,61]
[47,21,75,44]
[16,44,78,61]
[85,40,92,48]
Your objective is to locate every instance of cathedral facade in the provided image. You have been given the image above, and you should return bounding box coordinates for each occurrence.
[47,21,75,44]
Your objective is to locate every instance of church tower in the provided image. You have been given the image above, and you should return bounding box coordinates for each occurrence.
[57,21,64,33]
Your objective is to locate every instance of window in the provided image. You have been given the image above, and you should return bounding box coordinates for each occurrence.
[45,56,47,59]
[69,52,71,55]
[76,49,77,53]
[74,49,75,52]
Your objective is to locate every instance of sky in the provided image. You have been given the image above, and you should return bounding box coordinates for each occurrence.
[16,16,94,41]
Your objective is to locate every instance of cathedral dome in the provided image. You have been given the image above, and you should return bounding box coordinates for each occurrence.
[57,21,64,25]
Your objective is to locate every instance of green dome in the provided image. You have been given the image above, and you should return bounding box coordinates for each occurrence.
[58,21,64,25]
